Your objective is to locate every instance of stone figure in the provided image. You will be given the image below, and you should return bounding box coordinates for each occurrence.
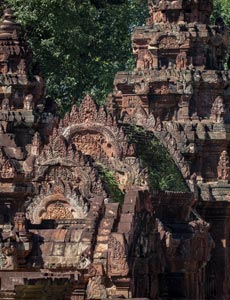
[1,98,9,110]
[86,276,107,299]
[13,212,26,232]
[210,96,225,123]
[176,52,187,69]
[217,150,230,181]
[2,244,18,270]
[23,94,34,110]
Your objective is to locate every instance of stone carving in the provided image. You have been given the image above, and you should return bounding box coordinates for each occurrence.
[0,2,227,300]
[159,36,179,49]
[1,98,10,110]
[79,94,98,123]
[1,245,18,270]
[23,94,34,110]
[136,49,154,70]
[86,276,107,300]
[115,157,149,189]
[210,96,225,123]
[42,201,73,220]
[73,133,108,159]
[17,59,26,75]
[108,233,129,277]
[78,247,91,269]
[176,52,187,70]
[13,212,26,232]
[217,150,230,181]
[26,178,91,224]
[1,160,17,179]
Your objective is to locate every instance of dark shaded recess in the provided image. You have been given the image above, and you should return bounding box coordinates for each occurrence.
[90,0,125,8]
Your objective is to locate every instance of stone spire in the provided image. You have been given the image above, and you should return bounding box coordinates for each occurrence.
[0,8,21,35]
[147,0,213,25]
[132,0,226,72]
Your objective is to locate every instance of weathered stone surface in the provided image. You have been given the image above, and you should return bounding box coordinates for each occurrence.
[0,1,228,299]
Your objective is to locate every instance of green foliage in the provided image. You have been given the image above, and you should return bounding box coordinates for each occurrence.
[2,0,229,108]
[137,138,188,192]
[98,166,124,203]
[212,0,230,26]
[212,0,230,69]
[127,126,188,191]
[4,0,148,112]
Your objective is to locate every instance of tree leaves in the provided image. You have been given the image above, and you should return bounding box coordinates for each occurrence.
[5,0,148,111]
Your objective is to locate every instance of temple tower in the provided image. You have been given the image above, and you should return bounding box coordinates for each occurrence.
[113,0,230,299]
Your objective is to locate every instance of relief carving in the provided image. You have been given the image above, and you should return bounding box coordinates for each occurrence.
[159,36,179,49]
[1,160,17,179]
[42,201,73,220]
[217,150,230,181]
[136,49,154,70]
[108,233,129,277]
[210,96,225,123]
[86,276,107,300]
[176,52,188,70]
[0,245,18,270]
[13,212,26,232]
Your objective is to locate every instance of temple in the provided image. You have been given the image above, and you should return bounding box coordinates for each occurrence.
[0,0,229,299]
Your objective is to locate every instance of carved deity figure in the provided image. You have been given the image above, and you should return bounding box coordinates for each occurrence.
[217,150,230,181]
[23,94,34,110]
[108,234,129,277]
[210,96,225,123]
[176,52,187,69]
[144,50,154,69]
[1,160,16,179]
[1,245,18,270]
[137,50,154,70]
[86,276,107,299]
[1,98,9,110]
[17,59,26,75]
[13,212,26,232]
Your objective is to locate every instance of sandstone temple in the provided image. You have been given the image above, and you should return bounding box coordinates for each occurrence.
[0,0,229,299]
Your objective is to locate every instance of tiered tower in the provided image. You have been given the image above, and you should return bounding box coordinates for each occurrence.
[0,2,229,300]
[113,0,230,298]
[0,7,56,234]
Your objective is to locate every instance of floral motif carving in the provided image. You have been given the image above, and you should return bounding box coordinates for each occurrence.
[42,201,73,220]
[79,95,98,123]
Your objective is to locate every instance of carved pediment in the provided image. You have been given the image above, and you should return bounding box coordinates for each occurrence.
[41,201,74,220]
[0,159,17,179]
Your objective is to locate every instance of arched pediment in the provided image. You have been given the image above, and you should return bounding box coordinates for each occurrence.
[63,124,123,159]
[26,192,89,224]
